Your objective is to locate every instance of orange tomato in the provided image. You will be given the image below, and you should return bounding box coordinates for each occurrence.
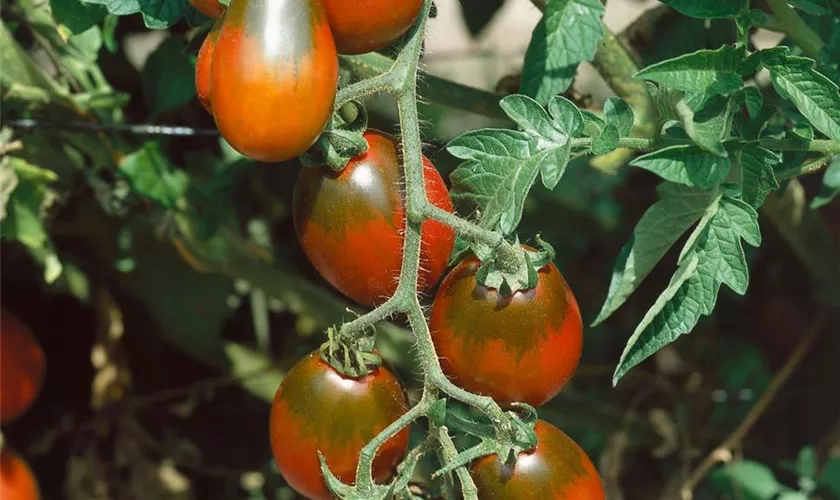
[322,0,423,54]
[188,0,224,18]
[195,18,222,113]
[0,309,45,424]
[0,448,40,500]
[210,0,339,162]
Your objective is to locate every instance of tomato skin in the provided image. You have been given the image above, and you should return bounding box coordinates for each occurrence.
[188,0,224,18]
[210,0,338,162]
[429,249,583,407]
[471,420,605,500]
[293,129,456,307]
[322,0,423,54]
[195,19,221,113]
[269,351,410,500]
[0,309,45,424]
[0,448,40,500]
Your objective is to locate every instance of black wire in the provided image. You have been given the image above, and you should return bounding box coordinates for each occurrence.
[3,118,221,137]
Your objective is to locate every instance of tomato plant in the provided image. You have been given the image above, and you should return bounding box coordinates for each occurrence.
[0,448,40,500]
[429,248,583,407]
[293,128,455,307]
[209,0,338,162]
[269,351,410,500]
[471,420,605,499]
[322,0,423,55]
[4,0,840,498]
[0,309,45,424]
[188,0,224,19]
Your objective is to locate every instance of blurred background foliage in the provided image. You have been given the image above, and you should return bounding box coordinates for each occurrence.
[2,0,840,498]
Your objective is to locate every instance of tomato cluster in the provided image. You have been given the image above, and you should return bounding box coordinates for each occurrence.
[0,308,44,499]
[192,0,423,162]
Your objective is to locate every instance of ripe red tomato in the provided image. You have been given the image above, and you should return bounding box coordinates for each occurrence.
[429,248,583,407]
[471,420,605,499]
[195,19,221,113]
[0,308,45,424]
[269,351,410,500]
[293,129,456,307]
[321,0,423,54]
[210,0,338,162]
[0,448,40,500]
[188,0,224,18]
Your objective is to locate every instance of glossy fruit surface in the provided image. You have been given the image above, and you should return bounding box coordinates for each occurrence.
[429,249,583,407]
[322,0,423,54]
[195,19,221,113]
[210,0,338,162]
[269,351,410,500]
[188,0,224,18]
[0,448,40,500]
[471,420,605,499]
[293,129,456,307]
[0,308,45,424]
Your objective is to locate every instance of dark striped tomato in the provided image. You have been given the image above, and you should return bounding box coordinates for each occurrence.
[293,129,456,307]
[0,308,45,424]
[269,351,410,500]
[210,0,338,162]
[0,448,40,500]
[471,420,605,499]
[429,249,583,407]
[195,18,221,113]
[188,0,224,18]
[322,0,423,54]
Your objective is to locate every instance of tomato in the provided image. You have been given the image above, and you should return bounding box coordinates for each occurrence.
[195,18,221,113]
[471,420,605,499]
[321,0,423,54]
[293,129,456,307]
[210,0,338,162]
[0,448,40,500]
[269,351,410,500]
[188,0,224,18]
[0,308,45,424]
[429,248,583,407]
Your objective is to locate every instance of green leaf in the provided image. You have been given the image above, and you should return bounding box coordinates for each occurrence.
[766,55,840,141]
[118,142,188,208]
[797,446,818,480]
[614,195,760,383]
[80,0,187,29]
[677,92,742,155]
[141,35,195,117]
[634,45,745,96]
[448,95,579,234]
[0,162,18,220]
[593,183,719,325]
[739,146,781,209]
[520,0,605,104]
[811,155,840,208]
[547,95,584,137]
[819,457,840,497]
[458,0,504,37]
[630,145,732,188]
[590,124,620,155]
[658,0,746,19]
[790,0,832,15]
[604,97,635,136]
[742,86,763,118]
[709,461,784,500]
[50,0,107,34]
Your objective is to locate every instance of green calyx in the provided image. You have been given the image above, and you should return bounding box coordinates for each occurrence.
[318,325,381,378]
[473,235,556,295]
[300,100,370,172]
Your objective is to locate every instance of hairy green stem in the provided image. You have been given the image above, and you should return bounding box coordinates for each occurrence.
[766,0,825,59]
[437,426,479,500]
[777,154,833,180]
[422,204,502,248]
